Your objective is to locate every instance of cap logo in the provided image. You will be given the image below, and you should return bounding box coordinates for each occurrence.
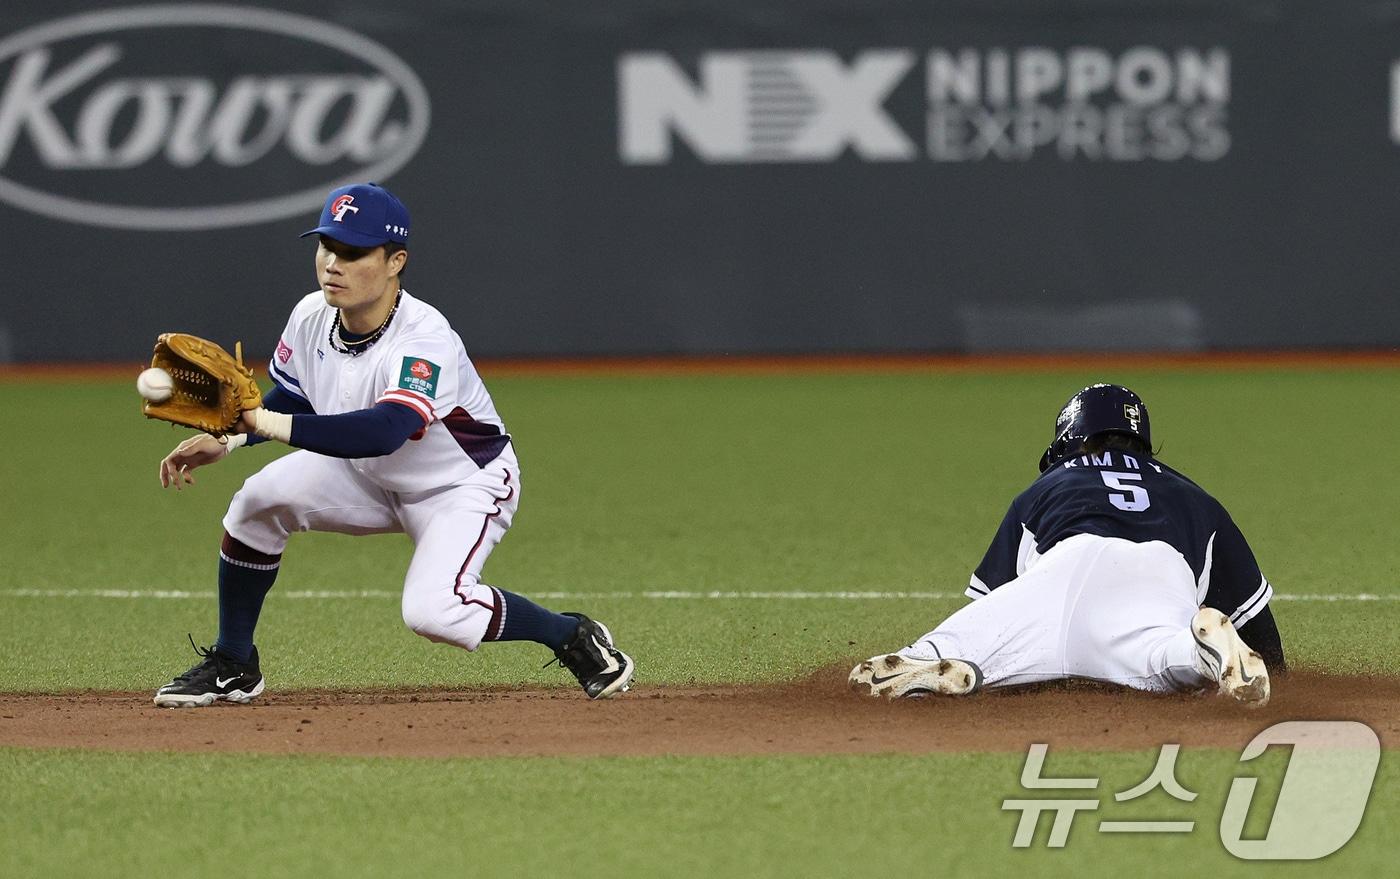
[330,194,359,222]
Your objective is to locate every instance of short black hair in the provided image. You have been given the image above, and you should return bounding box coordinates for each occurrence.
[1082,432,1154,458]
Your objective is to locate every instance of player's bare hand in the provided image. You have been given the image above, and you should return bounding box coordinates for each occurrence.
[234,409,259,434]
[159,434,231,490]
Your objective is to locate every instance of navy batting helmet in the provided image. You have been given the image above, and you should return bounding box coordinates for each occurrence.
[1038,383,1151,472]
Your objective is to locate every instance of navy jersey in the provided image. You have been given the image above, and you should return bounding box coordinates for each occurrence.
[968,450,1272,627]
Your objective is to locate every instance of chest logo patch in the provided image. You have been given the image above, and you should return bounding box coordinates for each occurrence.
[399,357,441,398]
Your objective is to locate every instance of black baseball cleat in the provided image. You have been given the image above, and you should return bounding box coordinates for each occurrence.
[153,638,265,708]
[551,613,635,699]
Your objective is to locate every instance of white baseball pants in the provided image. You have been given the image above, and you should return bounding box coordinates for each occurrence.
[222,449,519,651]
[901,534,1213,692]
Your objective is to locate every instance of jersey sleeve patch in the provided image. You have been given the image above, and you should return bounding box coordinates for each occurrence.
[398,356,441,399]
[378,388,435,424]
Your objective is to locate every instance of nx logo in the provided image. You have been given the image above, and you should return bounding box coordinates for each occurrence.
[619,51,916,163]
[620,47,1229,164]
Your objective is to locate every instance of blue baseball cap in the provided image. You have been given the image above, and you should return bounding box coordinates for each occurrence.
[300,183,410,247]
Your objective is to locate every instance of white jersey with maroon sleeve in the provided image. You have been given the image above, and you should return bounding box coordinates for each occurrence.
[266,289,513,494]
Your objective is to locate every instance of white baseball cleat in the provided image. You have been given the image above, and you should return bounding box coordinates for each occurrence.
[849,653,982,699]
[1191,608,1270,708]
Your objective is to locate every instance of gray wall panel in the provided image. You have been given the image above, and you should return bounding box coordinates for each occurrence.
[0,1,1395,361]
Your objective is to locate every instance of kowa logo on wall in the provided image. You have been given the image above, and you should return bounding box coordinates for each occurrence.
[620,48,1229,164]
[0,4,430,229]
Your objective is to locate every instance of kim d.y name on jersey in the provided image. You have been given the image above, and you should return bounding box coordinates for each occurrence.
[399,357,440,398]
[1059,451,1160,472]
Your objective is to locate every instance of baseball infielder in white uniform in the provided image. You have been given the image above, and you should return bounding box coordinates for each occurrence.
[153,183,634,707]
[850,384,1284,706]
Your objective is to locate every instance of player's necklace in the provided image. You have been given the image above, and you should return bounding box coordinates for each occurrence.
[329,291,401,357]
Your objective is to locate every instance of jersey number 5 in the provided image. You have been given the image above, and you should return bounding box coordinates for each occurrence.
[1102,471,1151,512]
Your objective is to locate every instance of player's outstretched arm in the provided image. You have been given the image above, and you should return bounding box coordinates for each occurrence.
[158,434,234,490]
[235,401,425,458]
[1234,605,1286,672]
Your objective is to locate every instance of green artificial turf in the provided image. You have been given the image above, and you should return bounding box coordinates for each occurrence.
[1,745,1392,878]
[3,367,1396,878]
[1,368,1397,690]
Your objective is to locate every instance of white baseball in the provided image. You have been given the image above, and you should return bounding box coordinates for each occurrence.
[137,367,174,403]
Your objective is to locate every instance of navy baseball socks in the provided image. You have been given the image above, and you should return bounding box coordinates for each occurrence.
[490,590,581,648]
[214,532,281,662]
[153,532,276,707]
[155,550,636,704]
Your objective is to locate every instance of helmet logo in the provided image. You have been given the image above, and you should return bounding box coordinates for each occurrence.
[1124,403,1141,432]
[1057,397,1082,428]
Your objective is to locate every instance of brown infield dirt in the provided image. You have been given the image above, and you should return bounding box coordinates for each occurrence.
[1,669,1396,758]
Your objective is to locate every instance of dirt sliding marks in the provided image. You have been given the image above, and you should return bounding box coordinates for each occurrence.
[0,671,1395,758]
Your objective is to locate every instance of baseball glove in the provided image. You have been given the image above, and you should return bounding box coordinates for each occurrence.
[142,333,263,436]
